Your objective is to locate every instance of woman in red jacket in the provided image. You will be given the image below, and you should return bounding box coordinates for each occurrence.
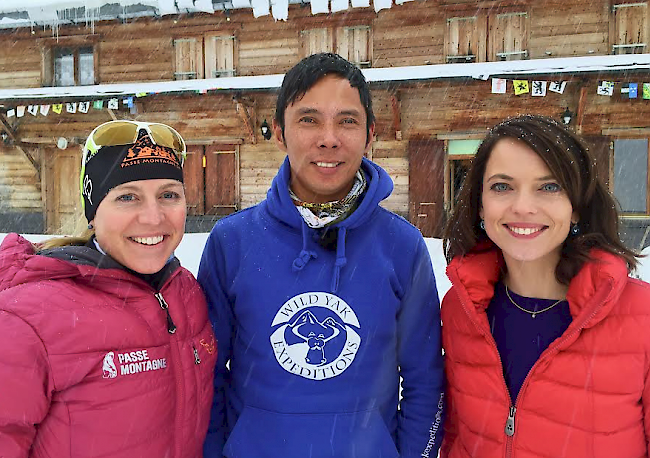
[441,114,649,457]
[0,120,216,458]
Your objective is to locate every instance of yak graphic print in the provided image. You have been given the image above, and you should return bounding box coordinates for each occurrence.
[270,292,361,380]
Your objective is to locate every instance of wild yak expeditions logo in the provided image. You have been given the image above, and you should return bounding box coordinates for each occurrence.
[270,292,361,381]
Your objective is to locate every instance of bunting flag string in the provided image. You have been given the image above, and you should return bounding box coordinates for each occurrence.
[2,78,650,120]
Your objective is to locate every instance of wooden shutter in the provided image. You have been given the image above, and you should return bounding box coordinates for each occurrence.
[446,16,478,62]
[301,28,333,57]
[490,12,528,60]
[183,146,205,215]
[205,35,236,77]
[336,26,371,67]
[173,38,203,80]
[205,145,238,216]
[45,147,82,234]
[612,3,648,54]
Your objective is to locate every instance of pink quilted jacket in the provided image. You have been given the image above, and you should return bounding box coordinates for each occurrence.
[0,233,216,458]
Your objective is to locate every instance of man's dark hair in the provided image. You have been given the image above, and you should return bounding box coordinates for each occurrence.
[274,53,375,143]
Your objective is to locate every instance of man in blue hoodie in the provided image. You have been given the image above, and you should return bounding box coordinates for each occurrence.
[199,52,444,458]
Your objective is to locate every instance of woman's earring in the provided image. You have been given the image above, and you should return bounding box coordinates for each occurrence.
[570,222,580,236]
[479,220,485,230]
[88,223,94,230]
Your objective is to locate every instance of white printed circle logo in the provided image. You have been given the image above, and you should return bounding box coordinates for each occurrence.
[270,292,361,380]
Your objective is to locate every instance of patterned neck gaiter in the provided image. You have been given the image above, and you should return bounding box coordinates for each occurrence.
[290,169,367,228]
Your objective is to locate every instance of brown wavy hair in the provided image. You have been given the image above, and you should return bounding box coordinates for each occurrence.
[443,114,638,284]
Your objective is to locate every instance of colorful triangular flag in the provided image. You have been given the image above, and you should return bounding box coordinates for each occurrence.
[27,105,39,116]
[597,81,614,96]
[16,106,25,117]
[40,104,50,116]
[643,83,650,100]
[108,98,119,109]
[513,80,529,95]
[79,101,90,113]
[549,81,566,94]
[492,78,507,94]
[6,108,15,117]
[93,100,104,110]
[531,81,547,97]
[52,104,63,114]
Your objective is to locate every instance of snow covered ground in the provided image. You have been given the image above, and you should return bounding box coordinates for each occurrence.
[2,233,648,302]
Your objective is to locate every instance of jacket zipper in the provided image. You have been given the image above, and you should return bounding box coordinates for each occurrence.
[155,292,177,334]
[448,269,613,458]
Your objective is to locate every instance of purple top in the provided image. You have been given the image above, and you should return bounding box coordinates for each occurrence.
[486,282,572,403]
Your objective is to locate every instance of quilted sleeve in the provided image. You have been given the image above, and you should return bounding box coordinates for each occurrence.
[0,309,53,458]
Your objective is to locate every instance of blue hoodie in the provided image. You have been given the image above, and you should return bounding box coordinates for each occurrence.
[199,157,444,458]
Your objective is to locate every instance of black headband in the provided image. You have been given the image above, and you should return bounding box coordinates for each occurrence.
[81,130,184,222]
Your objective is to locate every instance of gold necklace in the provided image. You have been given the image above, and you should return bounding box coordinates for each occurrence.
[505,285,565,318]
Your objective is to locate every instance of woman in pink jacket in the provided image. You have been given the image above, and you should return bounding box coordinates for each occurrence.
[441,114,650,457]
[0,120,216,458]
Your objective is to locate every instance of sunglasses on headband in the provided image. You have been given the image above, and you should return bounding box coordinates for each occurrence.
[82,120,187,166]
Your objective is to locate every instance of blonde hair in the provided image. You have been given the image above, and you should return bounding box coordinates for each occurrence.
[37,218,95,250]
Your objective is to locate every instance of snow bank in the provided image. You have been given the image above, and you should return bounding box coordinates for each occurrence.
[1,233,648,304]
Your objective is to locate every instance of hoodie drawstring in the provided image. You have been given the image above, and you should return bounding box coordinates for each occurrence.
[292,223,318,272]
[331,227,347,293]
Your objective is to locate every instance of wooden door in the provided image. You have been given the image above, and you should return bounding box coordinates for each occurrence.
[583,135,612,187]
[183,146,205,215]
[408,139,445,237]
[205,145,238,216]
[45,147,82,234]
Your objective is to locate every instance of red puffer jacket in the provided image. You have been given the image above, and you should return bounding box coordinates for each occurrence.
[0,233,217,458]
[441,244,650,458]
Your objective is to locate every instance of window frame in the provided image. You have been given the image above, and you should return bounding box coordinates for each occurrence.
[612,137,650,216]
[40,35,99,87]
[173,37,204,81]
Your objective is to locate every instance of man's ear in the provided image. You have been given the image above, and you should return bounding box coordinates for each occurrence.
[365,122,376,150]
[272,119,287,153]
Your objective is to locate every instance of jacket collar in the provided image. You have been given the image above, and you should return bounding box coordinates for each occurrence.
[446,242,629,330]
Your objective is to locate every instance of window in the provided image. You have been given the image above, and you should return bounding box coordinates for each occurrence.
[301,28,334,56]
[336,26,372,67]
[173,38,203,80]
[612,3,648,54]
[52,46,94,86]
[446,16,479,62]
[205,35,236,77]
[446,139,481,212]
[613,139,649,214]
[489,11,529,61]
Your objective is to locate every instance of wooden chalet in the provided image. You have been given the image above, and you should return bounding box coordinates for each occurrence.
[1,0,650,249]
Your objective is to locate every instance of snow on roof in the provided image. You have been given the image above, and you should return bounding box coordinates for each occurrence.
[0,0,402,24]
[0,54,648,102]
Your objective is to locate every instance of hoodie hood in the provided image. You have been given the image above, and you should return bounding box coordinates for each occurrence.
[264,157,393,292]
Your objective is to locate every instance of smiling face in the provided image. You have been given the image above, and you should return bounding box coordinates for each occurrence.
[91,179,186,274]
[480,138,577,272]
[273,74,375,204]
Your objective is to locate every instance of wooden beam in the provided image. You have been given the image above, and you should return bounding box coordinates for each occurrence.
[576,85,588,134]
[0,115,41,178]
[234,97,256,144]
[390,91,402,141]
